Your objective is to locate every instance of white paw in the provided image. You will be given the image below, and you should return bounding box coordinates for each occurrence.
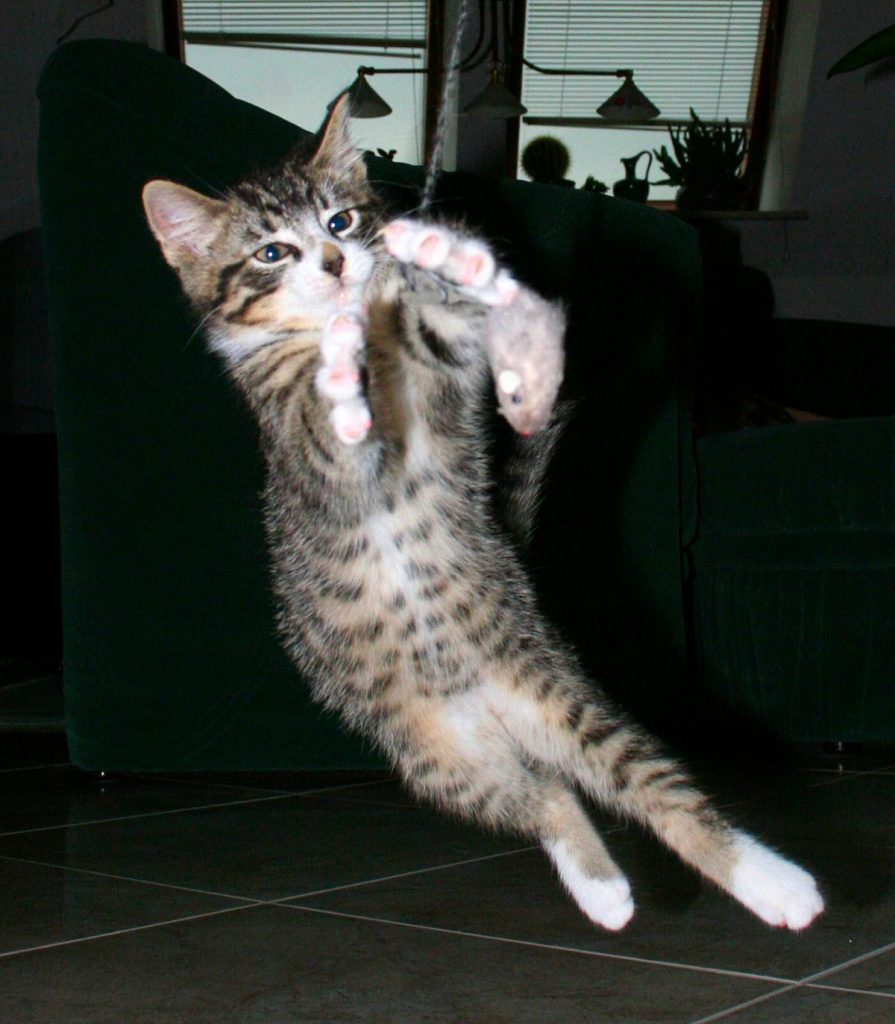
[728,831,824,931]
[544,839,635,931]
[330,397,372,446]
[316,306,370,441]
[315,360,361,402]
[321,307,365,365]
[381,219,514,306]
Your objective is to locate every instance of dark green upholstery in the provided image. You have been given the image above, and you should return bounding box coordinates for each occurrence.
[691,324,895,743]
[38,41,699,770]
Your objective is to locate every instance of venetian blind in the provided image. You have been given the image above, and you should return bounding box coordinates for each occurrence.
[522,0,769,123]
[181,1,428,47]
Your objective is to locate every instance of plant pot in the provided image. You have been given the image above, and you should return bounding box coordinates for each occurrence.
[675,181,746,211]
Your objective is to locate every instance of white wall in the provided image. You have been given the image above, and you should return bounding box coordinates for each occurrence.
[740,0,895,325]
[1,0,160,241]
[1,1,160,430]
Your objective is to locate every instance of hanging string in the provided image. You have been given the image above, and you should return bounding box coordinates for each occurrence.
[419,0,471,212]
[57,0,114,45]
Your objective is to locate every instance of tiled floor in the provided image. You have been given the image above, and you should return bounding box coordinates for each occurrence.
[1,732,894,1023]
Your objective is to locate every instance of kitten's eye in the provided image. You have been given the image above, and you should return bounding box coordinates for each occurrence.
[254,242,296,264]
[327,210,356,236]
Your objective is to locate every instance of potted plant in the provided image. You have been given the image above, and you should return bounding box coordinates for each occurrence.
[828,23,895,77]
[653,109,748,211]
[520,136,575,187]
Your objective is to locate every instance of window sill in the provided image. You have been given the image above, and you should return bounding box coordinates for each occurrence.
[671,209,809,221]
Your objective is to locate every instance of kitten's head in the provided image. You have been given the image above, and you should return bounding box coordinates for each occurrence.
[142,95,383,362]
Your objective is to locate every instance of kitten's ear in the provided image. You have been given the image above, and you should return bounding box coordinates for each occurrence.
[142,180,227,270]
[310,93,367,183]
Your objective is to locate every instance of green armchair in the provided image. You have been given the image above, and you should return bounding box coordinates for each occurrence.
[690,318,895,744]
[38,40,699,770]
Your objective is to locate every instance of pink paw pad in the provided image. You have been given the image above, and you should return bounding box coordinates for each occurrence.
[413,231,451,269]
[315,361,361,402]
[455,246,494,288]
[380,220,415,261]
[326,310,364,337]
[321,310,365,365]
[492,270,520,305]
[330,399,372,445]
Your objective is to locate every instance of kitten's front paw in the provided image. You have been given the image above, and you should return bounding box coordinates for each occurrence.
[316,309,364,402]
[382,219,564,436]
[330,397,373,446]
[729,832,824,931]
[382,219,515,306]
[316,305,372,445]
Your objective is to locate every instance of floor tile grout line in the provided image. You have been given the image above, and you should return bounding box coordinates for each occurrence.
[0,762,71,775]
[283,902,797,986]
[803,769,895,791]
[2,844,891,1003]
[0,776,407,839]
[0,853,266,905]
[804,981,895,1000]
[718,767,895,808]
[0,791,310,838]
[686,938,895,1022]
[686,984,800,1024]
[125,772,397,799]
[0,903,257,961]
[793,764,895,778]
[121,773,300,797]
[792,937,895,988]
[0,845,538,910]
[273,845,538,902]
[709,764,895,814]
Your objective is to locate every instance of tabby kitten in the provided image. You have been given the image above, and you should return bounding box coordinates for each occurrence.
[142,96,823,931]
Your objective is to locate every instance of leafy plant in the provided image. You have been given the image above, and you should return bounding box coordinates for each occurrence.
[653,109,747,190]
[828,24,895,77]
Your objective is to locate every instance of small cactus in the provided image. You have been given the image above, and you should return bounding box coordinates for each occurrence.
[521,136,571,183]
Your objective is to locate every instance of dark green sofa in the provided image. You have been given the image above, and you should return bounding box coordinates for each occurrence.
[38,40,699,770]
[690,318,895,745]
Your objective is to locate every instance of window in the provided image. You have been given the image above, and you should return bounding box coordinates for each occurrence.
[179,1,429,164]
[519,0,773,200]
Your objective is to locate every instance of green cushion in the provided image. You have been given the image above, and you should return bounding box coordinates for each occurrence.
[692,418,895,742]
[698,417,895,538]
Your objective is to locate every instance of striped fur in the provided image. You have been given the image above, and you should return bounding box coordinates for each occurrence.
[140,97,823,931]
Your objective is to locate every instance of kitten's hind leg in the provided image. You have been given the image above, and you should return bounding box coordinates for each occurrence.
[538,782,634,930]
[381,219,565,437]
[403,702,634,930]
[575,728,825,930]
[497,681,824,930]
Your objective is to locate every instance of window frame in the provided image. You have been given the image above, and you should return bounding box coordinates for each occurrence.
[162,0,443,164]
[161,0,787,206]
[513,0,789,207]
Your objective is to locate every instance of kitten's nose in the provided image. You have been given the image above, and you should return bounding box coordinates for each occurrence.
[321,242,345,279]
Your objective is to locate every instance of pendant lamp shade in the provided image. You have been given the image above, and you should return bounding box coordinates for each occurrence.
[463,66,527,118]
[597,75,660,122]
[345,72,393,118]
